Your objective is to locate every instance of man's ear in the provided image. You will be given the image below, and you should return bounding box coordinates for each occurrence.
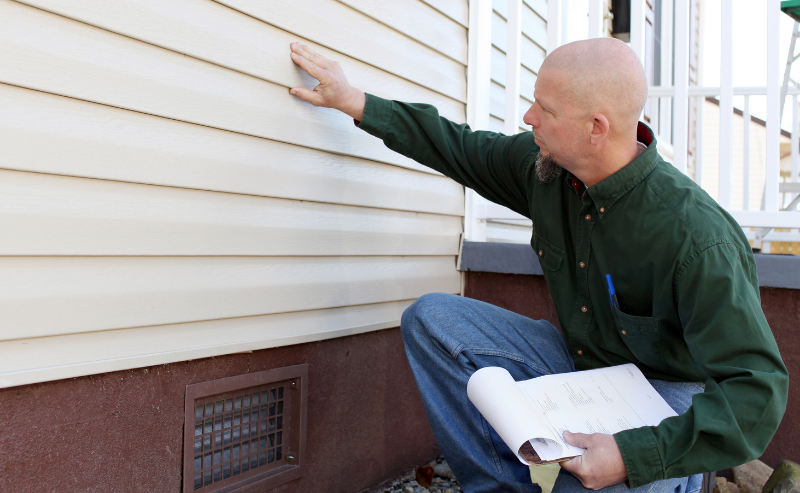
[590,113,610,145]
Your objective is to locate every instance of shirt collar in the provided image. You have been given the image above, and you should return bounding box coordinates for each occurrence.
[576,122,659,212]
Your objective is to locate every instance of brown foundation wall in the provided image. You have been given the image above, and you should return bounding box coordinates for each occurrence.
[0,328,438,493]
[464,271,800,469]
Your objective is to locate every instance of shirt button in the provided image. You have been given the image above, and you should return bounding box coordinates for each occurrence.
[579,261,586,268]
[538,249,544,257]
[581,305,588,312]
[599,207,606,213]
[576,349,584,356]
[584,214,592,221]
[621,330,628,336]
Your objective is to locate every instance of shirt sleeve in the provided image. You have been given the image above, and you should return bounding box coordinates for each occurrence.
[614,242,789,488]
[356,93,536,218]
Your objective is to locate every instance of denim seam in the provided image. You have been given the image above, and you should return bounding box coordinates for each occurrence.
[470,348,555,376]
[478,409,505,475]
[450,342,465,359]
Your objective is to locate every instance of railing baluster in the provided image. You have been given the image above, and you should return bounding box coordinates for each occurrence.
[588,0,603,39]
[793,94,799,204]
[696,96,705,187]
[630,0,646,65]
[650,97,660,136]
[659,0,673,144]
[743,96,751,210]
[719,5,733,209]
[505,0,522,136]
[673,0,690,173]
[765,0,781,213]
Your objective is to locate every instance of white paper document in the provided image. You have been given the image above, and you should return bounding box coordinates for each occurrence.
[466,364,677,465]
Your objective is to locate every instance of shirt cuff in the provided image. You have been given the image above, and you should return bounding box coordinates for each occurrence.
[614,426,664,489]
[354,93,393,139]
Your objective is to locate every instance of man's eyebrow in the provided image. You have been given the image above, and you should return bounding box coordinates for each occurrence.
[535,96,553,113]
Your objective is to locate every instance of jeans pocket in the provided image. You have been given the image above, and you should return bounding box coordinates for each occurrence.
[613,307,667,371]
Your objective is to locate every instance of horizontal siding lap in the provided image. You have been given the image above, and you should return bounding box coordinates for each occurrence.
[0,300,415,388]
[522,2,547,49]
[489,116,505,134]
[335,0,467,64]
[14,0,464,121]
[419,0,468,27]
[490,81,506,121]
[491,46,507,86]
[492,0,546,52]
[524,0,548,20]
[0,1,446,174]
[0,85,464,215]
[215,0,466,101]
[522,34,546,74]
[486,221,533,243]
[0,256,461,341]
[521,66,536,99]
[0,169,462,255]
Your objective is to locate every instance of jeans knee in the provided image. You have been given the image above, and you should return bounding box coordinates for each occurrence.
[403,292,454,324]
[402,293,457,336]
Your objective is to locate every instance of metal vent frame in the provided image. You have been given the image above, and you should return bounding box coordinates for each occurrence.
[183,364,308,493]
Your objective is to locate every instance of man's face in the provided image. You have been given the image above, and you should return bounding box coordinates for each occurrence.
[523,68,582,180]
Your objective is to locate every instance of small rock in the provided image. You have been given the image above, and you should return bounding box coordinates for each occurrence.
[404,487,414,493]
[434,461,457,480]
[733,460,774,493]
[445,490,454,493]
[416,465,435,488]
[715,477,742,493]
[774,478,800,493]
[763,461,800,493]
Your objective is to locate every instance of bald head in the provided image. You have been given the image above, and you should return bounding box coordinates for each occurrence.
[539,38,647,134]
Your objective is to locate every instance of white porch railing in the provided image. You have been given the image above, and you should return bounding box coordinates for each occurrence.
[465,0,800,247]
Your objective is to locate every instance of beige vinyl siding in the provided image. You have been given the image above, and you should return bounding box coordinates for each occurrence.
[485,0,547,243]
[420,0,469,27]
[0,0,466,387]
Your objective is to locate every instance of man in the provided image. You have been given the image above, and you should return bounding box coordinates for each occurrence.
[289,38,788,493]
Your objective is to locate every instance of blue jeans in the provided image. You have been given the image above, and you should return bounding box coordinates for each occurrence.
[401,293,704,493]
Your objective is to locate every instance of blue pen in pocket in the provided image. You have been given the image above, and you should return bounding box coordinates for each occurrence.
[605,274,620,310]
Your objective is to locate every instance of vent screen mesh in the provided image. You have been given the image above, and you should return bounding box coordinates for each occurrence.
[193,386,285,490]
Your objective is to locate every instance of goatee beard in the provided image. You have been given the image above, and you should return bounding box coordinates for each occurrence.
[535,151,563,183]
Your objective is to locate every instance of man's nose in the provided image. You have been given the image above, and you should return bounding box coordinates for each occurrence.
[523,105,537,128]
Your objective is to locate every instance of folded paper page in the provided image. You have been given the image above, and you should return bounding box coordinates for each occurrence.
[467,364,678,465]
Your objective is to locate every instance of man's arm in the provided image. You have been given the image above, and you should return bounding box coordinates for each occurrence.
[615,243,788,488]
[289,43,535,218]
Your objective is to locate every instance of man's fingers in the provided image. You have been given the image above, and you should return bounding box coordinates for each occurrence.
[290,43,331,70]
[563,431,591,449]
[559,455,582,474]
[290,52,327,81]
[289,86,325,106]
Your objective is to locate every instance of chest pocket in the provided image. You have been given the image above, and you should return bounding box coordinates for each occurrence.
[612,306,667,371]
[533,233,564,289]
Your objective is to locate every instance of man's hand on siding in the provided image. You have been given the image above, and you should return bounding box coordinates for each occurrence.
[559,431,628,490]
[289,42,366,121]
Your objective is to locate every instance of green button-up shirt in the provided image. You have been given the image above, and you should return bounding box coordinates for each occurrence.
[358,94,788,488]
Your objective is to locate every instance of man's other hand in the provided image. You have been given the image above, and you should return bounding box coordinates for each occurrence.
[289,42,366,121]
[560,431,628,490]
